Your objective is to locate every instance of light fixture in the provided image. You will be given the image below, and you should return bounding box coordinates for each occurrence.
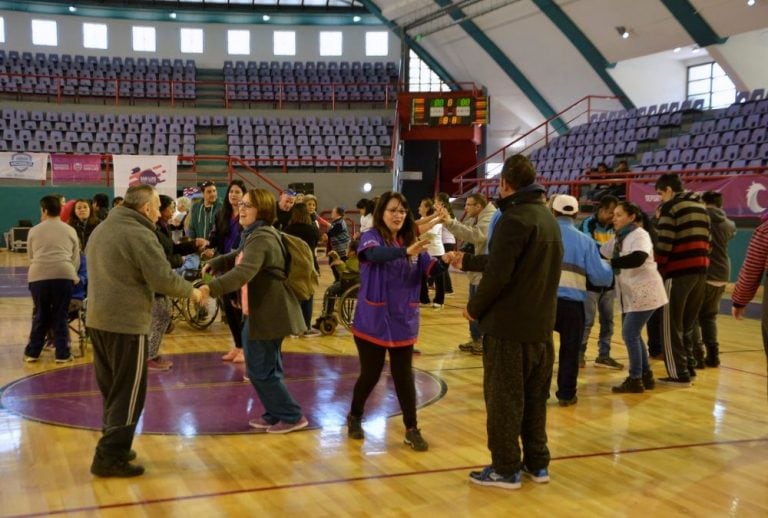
[353,15,361,23]
[616,26,630,39]
[263,15,270,21]
[362,182,372,193]
[747,0,755,6]
[673,47,681,53]
[169,12,177,19]
[691,45,701,53]
[68,5,77,12]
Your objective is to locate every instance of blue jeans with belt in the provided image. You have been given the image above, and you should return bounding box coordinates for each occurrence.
[622,309,656,379]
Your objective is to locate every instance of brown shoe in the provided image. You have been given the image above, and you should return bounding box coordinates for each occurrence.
[147,357,173,371]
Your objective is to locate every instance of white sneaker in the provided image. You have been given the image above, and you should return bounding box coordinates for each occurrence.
[431,303,443,310]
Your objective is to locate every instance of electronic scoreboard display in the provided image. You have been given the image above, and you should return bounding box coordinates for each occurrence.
[410,95,489,126]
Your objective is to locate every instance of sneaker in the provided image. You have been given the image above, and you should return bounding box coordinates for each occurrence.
[90,459,145,478]
[471,342,484,355]
[458,341,475,352]
[347,414,364,440]
[23,355,40,363]
[147,357,173,371]
[431,303,443,310]
[558,396,578,407]
[657,376,692,387]
[642,370,655,390]
[404,428,429,451]
[302,329,322,338]
[611,376,644,393]
[413,348,422,354]
[248,417,274,430]
[594,356,624,370]
[469,466,521,489]
[522,465,550,483]
[704,354,720,368]
[54,355,74,364]
[126,450,137,462]
[266,416,309,434]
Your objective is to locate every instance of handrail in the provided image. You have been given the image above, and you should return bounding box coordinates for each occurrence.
[451,94,623,195]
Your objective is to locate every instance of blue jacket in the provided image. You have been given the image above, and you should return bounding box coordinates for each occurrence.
[557,217,613,302]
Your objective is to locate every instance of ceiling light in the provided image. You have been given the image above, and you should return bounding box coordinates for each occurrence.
[747,0,755,6]
[691,45,701,53]
[362,182,372,193]
[353,16,361,23]
[673,47,681,53]
[263,15,270,21]
[616,26,630,39]
[68,5,77,12]
[169,12,177,19]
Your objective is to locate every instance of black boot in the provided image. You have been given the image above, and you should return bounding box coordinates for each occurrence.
[347,414,364,440]
[642,370,655,390]
[704,344,720,367]
[693,344,706,369]
[612,376,644,393]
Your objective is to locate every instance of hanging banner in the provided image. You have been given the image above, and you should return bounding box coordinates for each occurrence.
[629,175,768,218]
[50,154,102,184]
[112,155,177,198]
[0,152,48,180]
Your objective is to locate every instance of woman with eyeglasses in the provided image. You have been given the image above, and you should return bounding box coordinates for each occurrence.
[202,179,247,363]
[347,191,444,452]
[200,189,309,434]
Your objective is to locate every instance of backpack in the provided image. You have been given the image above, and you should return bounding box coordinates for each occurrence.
[273,231,320,300]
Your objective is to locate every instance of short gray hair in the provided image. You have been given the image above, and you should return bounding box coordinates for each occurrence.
[123,185,156,210]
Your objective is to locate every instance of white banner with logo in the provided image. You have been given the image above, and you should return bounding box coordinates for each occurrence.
[0,152,49,180]
[112,155,178,198]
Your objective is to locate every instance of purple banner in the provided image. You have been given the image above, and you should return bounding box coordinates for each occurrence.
[628,175,768,218]
[50,154,102,184]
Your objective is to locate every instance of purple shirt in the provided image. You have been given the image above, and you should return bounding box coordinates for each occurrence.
[352,229,434,347]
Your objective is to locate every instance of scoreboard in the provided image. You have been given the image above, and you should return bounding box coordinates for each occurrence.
[410,95,489,127]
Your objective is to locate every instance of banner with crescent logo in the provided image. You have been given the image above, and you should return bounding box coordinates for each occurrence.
[112,155,178,198]
[50,154,102,184]
[0,152,49,180]
[629,175,768,217]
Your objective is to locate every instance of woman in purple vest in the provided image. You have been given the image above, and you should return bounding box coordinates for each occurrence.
[347,191,444,452]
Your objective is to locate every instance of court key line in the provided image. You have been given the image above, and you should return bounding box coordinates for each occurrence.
[9,436,768,518]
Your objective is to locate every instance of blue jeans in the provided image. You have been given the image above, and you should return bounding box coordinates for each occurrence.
[468,283,481,341]
[622,310,655,378]
[581,289,615,358]
[241,320,303,424]
[26,278,73,360]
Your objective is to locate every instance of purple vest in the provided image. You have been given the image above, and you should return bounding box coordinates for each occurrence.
[352,229,433,347]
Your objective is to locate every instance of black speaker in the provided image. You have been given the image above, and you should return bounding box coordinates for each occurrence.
[288,182,314,195]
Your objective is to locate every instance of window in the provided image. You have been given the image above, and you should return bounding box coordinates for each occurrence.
[83,23,108,50]
[0,17,5,44]
[132,26,156,52]
[180,28,204,54]
[408,50,449,92]
[32,20,58,47]
[227,29,250,55]
[686,62,735,109]
[319,31,342,56]
[365,31,388,56]
[273,31,295,56]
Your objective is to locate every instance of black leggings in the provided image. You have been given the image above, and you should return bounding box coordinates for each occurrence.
[350,336,418,429]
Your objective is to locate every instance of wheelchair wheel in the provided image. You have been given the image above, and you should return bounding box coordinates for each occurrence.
[319,316,338,335]
[337,283,360,332]
[184,280,219,330]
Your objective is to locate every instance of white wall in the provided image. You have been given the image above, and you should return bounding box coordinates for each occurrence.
[0,10,400,68]
[707,28,768,92]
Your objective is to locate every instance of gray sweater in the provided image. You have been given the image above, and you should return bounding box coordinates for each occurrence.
[207,224,306,340]
[27,218,80,283]
[444,203,496,286]
[85,206,195,335]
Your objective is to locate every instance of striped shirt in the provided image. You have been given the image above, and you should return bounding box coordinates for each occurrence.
[732,220,768,307]
[654,191,711,278]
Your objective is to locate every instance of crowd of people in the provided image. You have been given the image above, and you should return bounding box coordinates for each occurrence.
[19,159,767,487]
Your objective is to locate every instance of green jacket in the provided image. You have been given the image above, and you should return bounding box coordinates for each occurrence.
[207,224,306,340]
[86,206,195,335]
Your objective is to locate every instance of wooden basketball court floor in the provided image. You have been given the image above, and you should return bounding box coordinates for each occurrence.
[0,249,766,517]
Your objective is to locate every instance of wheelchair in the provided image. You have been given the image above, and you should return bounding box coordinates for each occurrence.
[315,282,360,335]
[167,269,219,330]
[68,297,88,357]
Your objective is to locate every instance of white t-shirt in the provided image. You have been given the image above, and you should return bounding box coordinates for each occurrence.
[600,227,667,313]
[360,213,373,234]
[424,223,445,257]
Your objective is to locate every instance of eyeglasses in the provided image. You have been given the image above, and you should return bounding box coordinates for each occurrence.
[385,208,408,215]
[237,201,255,209]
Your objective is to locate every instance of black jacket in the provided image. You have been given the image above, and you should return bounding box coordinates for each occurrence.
[155,220,198,269]
[463,187,563,342]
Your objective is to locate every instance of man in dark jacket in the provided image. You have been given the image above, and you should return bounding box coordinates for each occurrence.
[446,155,563,490]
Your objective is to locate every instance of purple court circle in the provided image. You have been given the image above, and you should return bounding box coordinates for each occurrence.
[0,352,446,435]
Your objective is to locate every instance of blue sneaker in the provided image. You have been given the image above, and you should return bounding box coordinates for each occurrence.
[522,465,550,483]
[468,466,521,489]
